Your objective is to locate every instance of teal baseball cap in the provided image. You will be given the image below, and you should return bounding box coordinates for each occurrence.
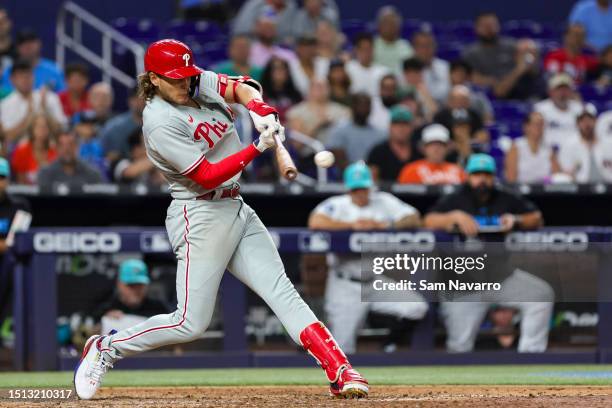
[465,153,496,175]
[390,105,414,123]
[119,259,150,285]
[0,158,10,178]
[344,161,373,190]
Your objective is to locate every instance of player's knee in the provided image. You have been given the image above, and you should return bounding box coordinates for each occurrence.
[399,301,429,320]
[171,311,212,342]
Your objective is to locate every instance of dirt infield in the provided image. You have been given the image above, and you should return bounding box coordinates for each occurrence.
[3,385,612,407]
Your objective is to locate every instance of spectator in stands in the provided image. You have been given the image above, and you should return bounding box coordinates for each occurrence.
[559,104,612,183]
[73,111,105,174]
[87,82,114,127]
[461,12,516,89]
[326,93,386,169]
[1,30,65,92]
[504,112,559,184]
[10,114,57,184]
[0,9,15,77]
[0,60,67,143]
[248,13,297,68]
[293,0,339,39]
[232,0,298,44]
[569,0,612,51]
[92,259,170,333]
[100,87,145,163]
[493,39,547,101]
[345,33,390,98]
[397,124,465,185]
[449,60,494,124]
[289,35,329,97]
[433,85,489,164]
[0,158,31,329]
[287,79,349,144]
[315,20,345,62]
[412,31,450,104]
[596,108,612,138]
[367,105,416,181]
[212,35,263,81]
[425,154,552,353]
[308,162,427,353]
[37,132,103,187]
[534,73,583,148]
[590,45,612,86]
[373,6,413,77]
[396,86,427,128]
[402,57,438,122]
[369,73,399,133]
[259,57,302,122]
[326,60,351,106]
[58,62,91,119]
[112,130,164,186]
[544,24,599,84]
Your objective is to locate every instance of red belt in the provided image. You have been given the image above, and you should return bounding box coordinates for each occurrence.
[196,186,240,200]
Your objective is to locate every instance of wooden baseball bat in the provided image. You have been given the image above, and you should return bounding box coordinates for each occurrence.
[273,133,298,180]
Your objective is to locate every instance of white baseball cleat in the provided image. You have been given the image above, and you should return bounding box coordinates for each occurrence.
[74,335,114,399]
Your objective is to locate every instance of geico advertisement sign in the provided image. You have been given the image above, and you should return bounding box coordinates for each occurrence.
[349,232,436,252]
[34,232,122,253]
[505,231,589,251]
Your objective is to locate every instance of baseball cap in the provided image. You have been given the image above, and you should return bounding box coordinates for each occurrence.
[390,105,413,123]
[465,153,496,174]
[119,259,150,285]
[422,124,450,144]
[577,102,598,119]
[344,161,373,190]
[548,73,574,90]
[0,158,10,178]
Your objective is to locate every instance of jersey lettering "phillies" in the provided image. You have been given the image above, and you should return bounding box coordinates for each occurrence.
[143,70,242,199]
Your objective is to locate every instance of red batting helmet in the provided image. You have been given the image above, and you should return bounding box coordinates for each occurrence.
[144,39,203,79]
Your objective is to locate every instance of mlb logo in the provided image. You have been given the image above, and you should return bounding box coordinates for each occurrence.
[298,232,331,252]
[140,232,171,253]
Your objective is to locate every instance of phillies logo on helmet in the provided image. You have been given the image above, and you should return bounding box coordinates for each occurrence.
[144,39,203,79]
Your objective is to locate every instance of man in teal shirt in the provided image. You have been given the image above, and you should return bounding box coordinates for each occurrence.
[212,34,263,81]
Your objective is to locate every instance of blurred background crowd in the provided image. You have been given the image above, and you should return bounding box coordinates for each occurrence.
[0,0,609,188]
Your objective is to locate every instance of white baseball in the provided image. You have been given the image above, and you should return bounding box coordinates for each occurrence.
[314,150,335,168]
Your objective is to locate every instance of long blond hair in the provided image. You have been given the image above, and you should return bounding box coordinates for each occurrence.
[137,72,157,101]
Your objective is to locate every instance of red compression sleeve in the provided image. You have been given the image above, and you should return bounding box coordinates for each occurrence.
[185,144,260,190]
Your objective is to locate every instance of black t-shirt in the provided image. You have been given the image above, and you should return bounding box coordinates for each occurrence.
[429,184,538,220]
[366,141,416,182]
[92,293,170,321]
[0,194,31,239]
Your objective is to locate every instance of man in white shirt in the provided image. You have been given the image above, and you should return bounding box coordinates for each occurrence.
[559,104,612,183]
[373,6,413,78]
[596,109,612,139]
[533,73,583,148]
[345,33,390,98]
[308,161,428,353]
[412,31,450,104]
[0,59,67,143]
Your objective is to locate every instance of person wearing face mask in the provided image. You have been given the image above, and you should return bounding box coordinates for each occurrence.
[326,92,386,170]
[461,12,517,89]
[424,154,553,353]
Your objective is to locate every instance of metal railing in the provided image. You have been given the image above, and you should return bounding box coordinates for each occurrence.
[56,1,145,88]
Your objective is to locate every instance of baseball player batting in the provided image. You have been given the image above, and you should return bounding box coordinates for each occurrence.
[74,39,368,399]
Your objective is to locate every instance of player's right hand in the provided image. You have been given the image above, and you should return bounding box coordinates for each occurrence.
[450,210,479,236]
[254,123,285,152]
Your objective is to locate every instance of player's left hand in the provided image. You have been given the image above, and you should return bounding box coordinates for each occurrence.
[247,99,281,132]
[500,214,517,231]
[254,123,285,152]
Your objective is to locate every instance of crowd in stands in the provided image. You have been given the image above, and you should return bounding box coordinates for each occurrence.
[0,1,610,189]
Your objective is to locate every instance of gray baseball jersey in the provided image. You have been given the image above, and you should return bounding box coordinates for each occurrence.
[143,70,243,199]
[100,70,318,359]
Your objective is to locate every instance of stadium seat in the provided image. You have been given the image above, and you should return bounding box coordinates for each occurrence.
[112,18,160,42]
[164,20,226,42]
